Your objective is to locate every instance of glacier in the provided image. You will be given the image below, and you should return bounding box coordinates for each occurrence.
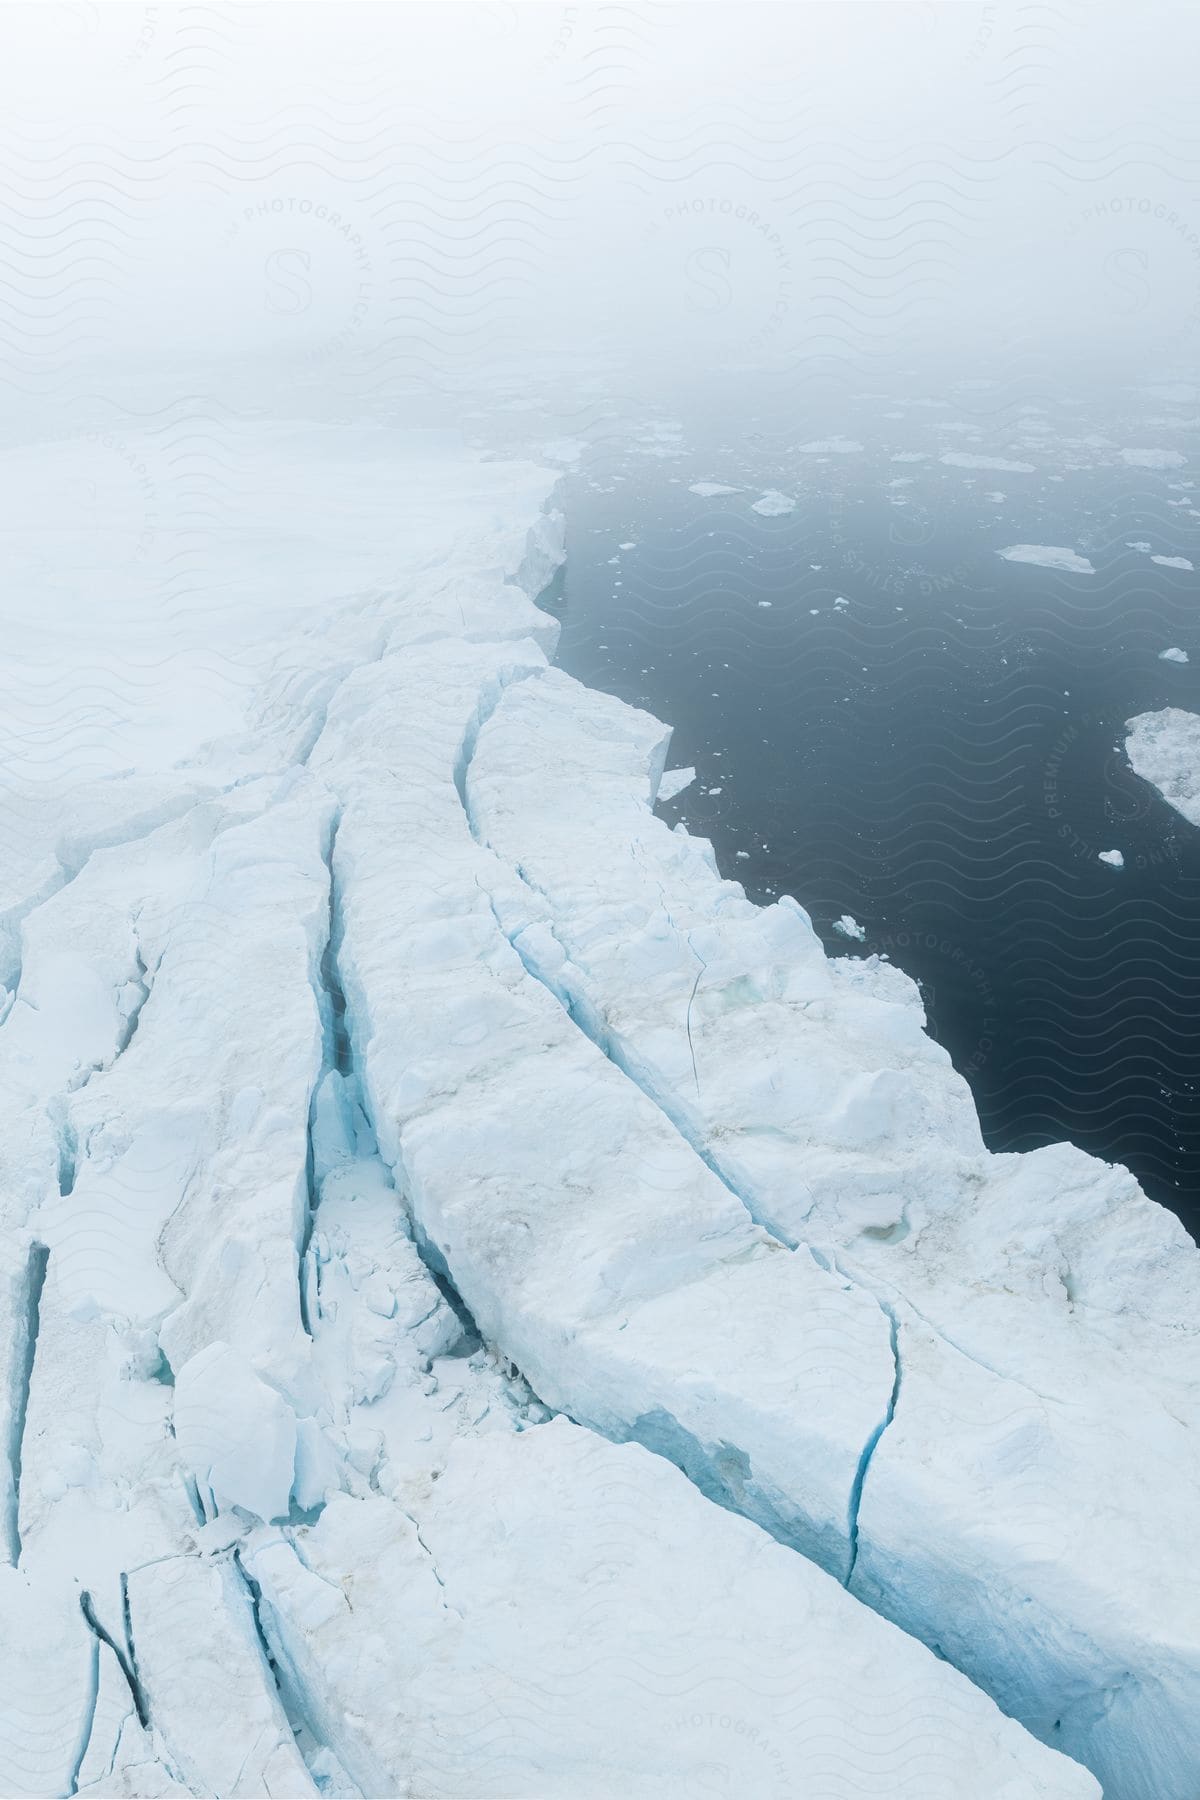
[4,424,1196,1797]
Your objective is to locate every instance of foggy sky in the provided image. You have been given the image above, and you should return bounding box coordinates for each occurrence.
[2,3,1198,404]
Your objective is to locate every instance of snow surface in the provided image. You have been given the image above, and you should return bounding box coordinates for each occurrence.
[998,545,1096,573]
[0,434,1101,1800]
[1126,708,1200,828]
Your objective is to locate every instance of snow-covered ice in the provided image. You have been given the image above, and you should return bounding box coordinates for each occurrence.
[467,664,1200,1800]
[246,1420,1092,1800]
[998,545,1096,573]
[0,433,1104,1800]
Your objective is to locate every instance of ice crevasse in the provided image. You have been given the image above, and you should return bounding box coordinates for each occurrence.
[0,435,1194,1798]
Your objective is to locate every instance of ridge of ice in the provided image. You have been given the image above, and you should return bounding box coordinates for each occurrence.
[466,663,1200,1800]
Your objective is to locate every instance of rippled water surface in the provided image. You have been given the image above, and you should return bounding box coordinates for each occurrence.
[542,378,1200,1234]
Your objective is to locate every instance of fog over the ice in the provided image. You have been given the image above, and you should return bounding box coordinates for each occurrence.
[2,2,1198,411]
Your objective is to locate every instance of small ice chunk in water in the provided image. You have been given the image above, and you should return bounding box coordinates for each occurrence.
[1160,648,1189,663]
[1098,850,1125,869]
[1151,555,1194,570]
[833,914,867,940]
[752,489,795,516]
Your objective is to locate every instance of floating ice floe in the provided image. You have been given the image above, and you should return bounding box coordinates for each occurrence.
[751,489,796,515]
[997,544,1096,573]
[1126,707,1200,827]
[0,429,1107,1800]
[1159,647,1189,663]
[1151,554,1195,570]
[1098,849,1125,868]
[540,437,585,465]
[1121,447,1187,469]
[941,453,1036,472]
[688,481,742,496]
[833,914,867,940]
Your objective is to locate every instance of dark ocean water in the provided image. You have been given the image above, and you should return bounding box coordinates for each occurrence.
[540,379,1200,1238]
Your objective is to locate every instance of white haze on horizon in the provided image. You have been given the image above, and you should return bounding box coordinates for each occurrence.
[1,1,1198,422]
